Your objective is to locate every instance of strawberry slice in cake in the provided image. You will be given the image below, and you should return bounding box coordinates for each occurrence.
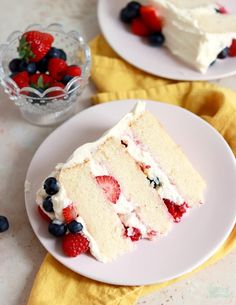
[36,101,206,262]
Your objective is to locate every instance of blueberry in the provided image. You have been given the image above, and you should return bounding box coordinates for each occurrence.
[0,215,9,232]
[48,220,67,237]
[43,196,54,213]
[68,220,83,233]
[61,75,74,85]
[47,47,61,59]
[58,49,67,61]
[9,58,21,73]
[127,1,141,12]
[26,62,37,74]
[217,47,229,59]
[147,177,162,189]
[148,32,165,47]
[18,60,28,72]
[37,57,48,73]
[44,177,59,195]
[120,2,140,24]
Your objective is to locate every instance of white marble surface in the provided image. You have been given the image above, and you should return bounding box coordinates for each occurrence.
[0,1,235,305]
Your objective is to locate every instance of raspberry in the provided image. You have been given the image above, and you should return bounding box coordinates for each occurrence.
[48,58,67,80]
[95,175,121,204]
[11,71,29,89]
[62,204,78,223]
[229,39,236,57]
[62,233,89,257]
[163,199,188,223]
[64,65,82,77]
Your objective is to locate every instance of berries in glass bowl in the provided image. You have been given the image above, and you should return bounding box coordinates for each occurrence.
[0,24,91,126]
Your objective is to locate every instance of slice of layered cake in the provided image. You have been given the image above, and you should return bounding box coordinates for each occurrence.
[36,102,206,262]
[149,0,236,73]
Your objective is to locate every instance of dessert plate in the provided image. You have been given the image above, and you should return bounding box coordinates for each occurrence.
[98,0,236,81]
[25,100,236,286]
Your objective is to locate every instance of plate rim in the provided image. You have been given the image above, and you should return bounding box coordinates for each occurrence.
[25,99,236,286]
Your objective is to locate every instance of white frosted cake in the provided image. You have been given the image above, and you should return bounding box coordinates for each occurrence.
[36,102,206,262]
[149,0,236,72]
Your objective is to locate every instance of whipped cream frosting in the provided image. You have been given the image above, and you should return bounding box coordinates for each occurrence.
[149,0,236,73]
[36,101,184,261]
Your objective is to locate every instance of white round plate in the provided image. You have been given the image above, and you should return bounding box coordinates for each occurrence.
[25,100,236,286]
[98,0,236,81]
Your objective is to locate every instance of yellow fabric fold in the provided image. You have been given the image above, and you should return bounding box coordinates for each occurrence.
[27,35,236,305]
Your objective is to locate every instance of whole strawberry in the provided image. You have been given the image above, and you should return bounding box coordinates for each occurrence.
[30,73,53,91]
[62,233,90,257]
[17,31,54,62]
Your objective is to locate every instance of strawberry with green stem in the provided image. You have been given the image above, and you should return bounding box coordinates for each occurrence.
[17,31,54,63]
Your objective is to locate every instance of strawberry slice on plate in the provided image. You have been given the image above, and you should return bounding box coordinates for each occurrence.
[140,5,162,32]
[95,175,121,203]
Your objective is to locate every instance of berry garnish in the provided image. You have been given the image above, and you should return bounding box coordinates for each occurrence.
[58,49,67,61]
[131,17,151,36]
[42,196,54,213]
[48,219,67,237]
[217,47,229,59]
[65,65,82,77]
[229,39,236,57]
[62,233,89,257]
[215,6,228,14]
[46,47,61,59]
[48,58,67,80]
[17,31,54,62]
[0,215,9,233]
[36,57,48,73]
[30,73,53,92]
[44,177,59,195]
[11,71,29,89]
[67,220,83,233]
[95,175,121,204]
[47,81,65,98]
[163,199,188,223]
[120,1,141,23]
[38,206,51,222]
[125,227,142,241]
[61,75,74,85]
[148,32,165,46]
[9,58,21,73]
[63,204,78,223]
[140,5,162,32]
[19,60,37,75]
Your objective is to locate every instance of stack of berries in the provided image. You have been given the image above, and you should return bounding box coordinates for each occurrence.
[9,31,82,99]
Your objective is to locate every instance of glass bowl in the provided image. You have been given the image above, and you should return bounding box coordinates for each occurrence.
[0,23,91,126]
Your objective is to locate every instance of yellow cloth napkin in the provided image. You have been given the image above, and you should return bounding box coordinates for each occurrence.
[27,35,236,305]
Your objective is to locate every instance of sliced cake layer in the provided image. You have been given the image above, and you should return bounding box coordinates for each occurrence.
[94,137,172,235]
[129,111,206,207]
[58,161,133,262]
